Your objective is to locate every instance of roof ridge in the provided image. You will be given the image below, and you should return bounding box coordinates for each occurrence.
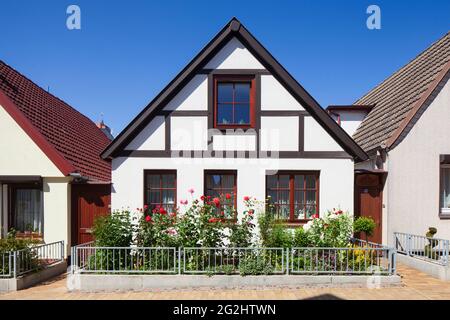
[354,32,450,105]
[0,59,101,130]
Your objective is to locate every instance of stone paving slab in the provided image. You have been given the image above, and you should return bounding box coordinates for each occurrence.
[0,263,449,300]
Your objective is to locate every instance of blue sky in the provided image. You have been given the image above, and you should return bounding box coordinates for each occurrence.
[1,0,449,135]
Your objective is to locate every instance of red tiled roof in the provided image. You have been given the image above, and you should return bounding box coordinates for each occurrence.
[0,60,111,182]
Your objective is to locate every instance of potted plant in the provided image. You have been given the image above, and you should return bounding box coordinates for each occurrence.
[353,216,376,243]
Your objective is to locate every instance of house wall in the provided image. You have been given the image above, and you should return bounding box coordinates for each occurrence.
[113,36,355,225]
[329,111,367,137]
[0,104,71,253]
[386,78,450,244]
[111,157,354,217]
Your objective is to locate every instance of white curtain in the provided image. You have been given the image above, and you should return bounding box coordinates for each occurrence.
[14,189,43,234]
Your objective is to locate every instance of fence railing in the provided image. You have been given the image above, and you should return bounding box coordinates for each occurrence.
[0,241,65,278]
[71,243,177,274]
[182,247,285,274]
[290,246,395,275]
[394,232,449,266]
[72,242,396,276]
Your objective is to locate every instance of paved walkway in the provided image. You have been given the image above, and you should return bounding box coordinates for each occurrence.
[1,263,449,300]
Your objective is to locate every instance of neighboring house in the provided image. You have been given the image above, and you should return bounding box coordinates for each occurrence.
[330,32,450,245]
[0,60,112,253]
[102,18,367,225]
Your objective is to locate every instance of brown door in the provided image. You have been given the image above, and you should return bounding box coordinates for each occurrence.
[355,174,383,243]
[71,184,111,246]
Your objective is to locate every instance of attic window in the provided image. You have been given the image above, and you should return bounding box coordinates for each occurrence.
[214,75,255,129]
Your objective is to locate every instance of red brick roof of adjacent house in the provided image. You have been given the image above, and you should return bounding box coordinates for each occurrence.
[0,60,111,183]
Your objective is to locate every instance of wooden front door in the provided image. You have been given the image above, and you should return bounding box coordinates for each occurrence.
[355,174,383,243]
[71,184,111,246]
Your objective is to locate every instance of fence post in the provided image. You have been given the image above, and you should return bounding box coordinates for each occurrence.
[444,240,449,266]
[12,251,17,278]
[61,241,65,261]
[70,246,75,274]
[178,247,182,275]
[406,234,412,256]
[390,248,396,275]
[286,249,289,275]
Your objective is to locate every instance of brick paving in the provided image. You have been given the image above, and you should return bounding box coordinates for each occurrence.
[1,263,449,300]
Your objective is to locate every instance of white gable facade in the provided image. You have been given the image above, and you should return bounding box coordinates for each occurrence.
[107,22,365,226]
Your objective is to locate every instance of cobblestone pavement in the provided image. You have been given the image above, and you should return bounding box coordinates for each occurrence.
[1,263,449,300]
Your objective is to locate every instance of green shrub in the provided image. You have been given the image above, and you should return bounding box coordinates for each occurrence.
[238,254,274,276]
[353,216,376,242]
[92,210,133,247]
[293,227,309,247]
[266,223,293,248]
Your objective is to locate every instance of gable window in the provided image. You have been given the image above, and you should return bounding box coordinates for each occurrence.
[440,155,450,218]
[266,171,319,222]
[214,76,255,129]
[204,170,237,220]
[144,170,176,212]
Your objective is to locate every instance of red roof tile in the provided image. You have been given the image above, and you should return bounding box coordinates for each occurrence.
[0,60,111,182]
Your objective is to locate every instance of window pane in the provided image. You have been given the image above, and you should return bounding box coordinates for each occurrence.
[162,190,175,204]
[294,175,304,189]
[306,175,316,189]
[267,175,277,189]
[306,190,317,209]
[234,83,250,102]
[442,168,450,208]
[221,174,235,189]
[279,175,290,188]
[294,190,305,207]
[217,83,233,102]
[14,189,43,234]
[217,104,233,124]
[278,190,290,205]
[305,206,317,219]
[161,174,175,188]
[234,104,250,124]
[147,174,160,189]
[148,190,161,204]
[268,190,278,203]
[277,205,290,220]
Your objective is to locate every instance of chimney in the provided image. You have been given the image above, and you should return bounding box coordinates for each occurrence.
[97,120,114,140]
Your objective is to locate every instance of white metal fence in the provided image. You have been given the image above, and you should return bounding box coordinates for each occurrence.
[0,241,65,278]
[394,232,449,266]
[71,241,396,276]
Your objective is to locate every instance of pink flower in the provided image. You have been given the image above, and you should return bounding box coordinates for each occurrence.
[213,197,221,207]
[311,214,319,219]
[243,196,250,201]
[143,204,148,210]
[180,199,188,205]
[159,207,167,215]
[248,209,254,215]
[145,215,152,222]
[188,188,195,194]
[225,193,231,200]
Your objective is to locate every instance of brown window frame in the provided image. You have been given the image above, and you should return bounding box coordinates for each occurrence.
[213,75,256,129]
[265,171,320,223]
[204,170,238,221]
[143,170,177,213]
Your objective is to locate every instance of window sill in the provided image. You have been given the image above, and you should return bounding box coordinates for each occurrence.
[274,220,312,228]
[14,232,43,240]
[439,208,450,219]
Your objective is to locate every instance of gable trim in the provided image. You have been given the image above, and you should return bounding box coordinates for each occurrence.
[0,89,75,176]
[101,18,368,162]
[387,61,450,150]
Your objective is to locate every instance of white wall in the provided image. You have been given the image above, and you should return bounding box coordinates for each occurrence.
[304,117,343,151]
[260,116,298,151]
[386,79,450,244]
[0,104,71,250]
[171,116,208,150]
[112,157,354,220]
[163,75,208,111]
[261,75,304,110]
[204,37,265,70]
[125,116,165,150]
[329,111,367,137]
[43,177,71,256]
[0,105,64,177]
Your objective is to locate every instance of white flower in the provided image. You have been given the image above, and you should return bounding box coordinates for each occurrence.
[303,220,313,232]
